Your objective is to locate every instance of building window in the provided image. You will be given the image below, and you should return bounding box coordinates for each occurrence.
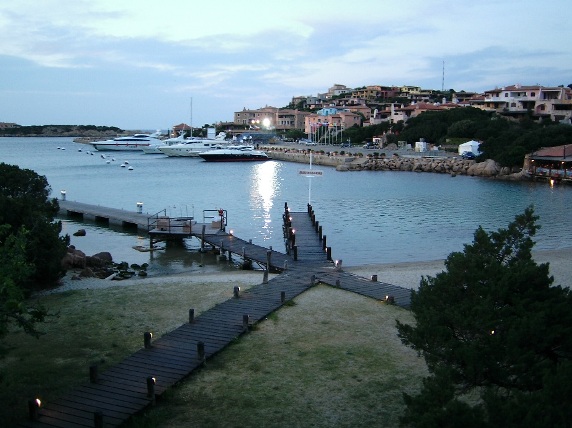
[531,92,535,97]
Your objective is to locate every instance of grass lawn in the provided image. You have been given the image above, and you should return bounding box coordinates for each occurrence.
[1,279,427,427]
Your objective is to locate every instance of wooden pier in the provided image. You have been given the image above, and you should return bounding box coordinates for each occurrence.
[23,201,412,427]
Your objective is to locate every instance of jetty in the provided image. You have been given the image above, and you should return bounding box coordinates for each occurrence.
[22,202,412,427]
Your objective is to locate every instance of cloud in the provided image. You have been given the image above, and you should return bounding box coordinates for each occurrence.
[1,0,572,128]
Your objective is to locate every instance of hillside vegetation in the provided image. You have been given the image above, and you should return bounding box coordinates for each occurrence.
[343,108,572,167]
[0,125,123,138]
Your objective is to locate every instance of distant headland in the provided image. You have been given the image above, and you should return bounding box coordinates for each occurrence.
[0,124,126,138]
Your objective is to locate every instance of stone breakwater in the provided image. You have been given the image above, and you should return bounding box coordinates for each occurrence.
[266,149,527,180]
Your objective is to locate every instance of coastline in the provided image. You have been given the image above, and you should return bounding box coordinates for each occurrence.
[46,247,572,295]
[344,247,572,291]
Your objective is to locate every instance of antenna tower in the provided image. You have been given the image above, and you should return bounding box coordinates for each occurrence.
[442,60,445,92]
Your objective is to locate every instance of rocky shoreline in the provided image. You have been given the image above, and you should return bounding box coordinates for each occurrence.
[264,148,528,181]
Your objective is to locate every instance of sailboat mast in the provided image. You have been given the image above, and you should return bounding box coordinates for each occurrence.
[190,97,193,137]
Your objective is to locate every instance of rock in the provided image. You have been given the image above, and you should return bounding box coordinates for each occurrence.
[87,252,113,268]
[62,246,87,268]
[467,159,501,177]
[73,229,86,236]
[79,267,95,278]
[60,252,74,269]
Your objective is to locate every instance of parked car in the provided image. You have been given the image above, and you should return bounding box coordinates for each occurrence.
[340,142,351,148]
[363,143,378,149]
[304,141,317,146]
[461,151,476,159]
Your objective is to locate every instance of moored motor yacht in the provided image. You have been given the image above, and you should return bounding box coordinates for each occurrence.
[141,131,188,154]
[198,145,270,162]
[89,131,162,151]
[157,132,229,157]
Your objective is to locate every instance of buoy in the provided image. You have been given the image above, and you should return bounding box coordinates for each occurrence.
[128,166,134,170]
[124,161,129,164]
[120,163,126,167]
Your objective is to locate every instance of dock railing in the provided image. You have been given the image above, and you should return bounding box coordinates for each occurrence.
[148,209,195,234]
[202,209,227,230]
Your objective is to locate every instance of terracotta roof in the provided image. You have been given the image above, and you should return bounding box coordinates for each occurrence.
[531,145,571,158]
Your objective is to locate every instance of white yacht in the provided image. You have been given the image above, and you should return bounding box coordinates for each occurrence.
[141,131,188,154]
[157,132,229,157]
[89,131,162,152]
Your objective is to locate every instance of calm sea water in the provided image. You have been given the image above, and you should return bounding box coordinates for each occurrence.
[2,137,571,273]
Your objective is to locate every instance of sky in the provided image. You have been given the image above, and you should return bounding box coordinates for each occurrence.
[1,0,571,130]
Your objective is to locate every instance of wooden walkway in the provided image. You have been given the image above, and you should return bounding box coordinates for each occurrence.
[22,203,412,427]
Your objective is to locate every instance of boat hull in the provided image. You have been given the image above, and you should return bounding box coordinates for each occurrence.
[198,153,269,162]
[90,143,151,151]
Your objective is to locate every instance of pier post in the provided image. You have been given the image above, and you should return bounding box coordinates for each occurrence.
[146,376,156,404]
[200,225,206,251]
[90,365,98,383]
[263,269,268,284]
[243,314,250,331]
[266,250,272,272]
[293,245,298,261]
[28,399,40,421]
[281,291,286,303]
[233,286,240,298]
[144,332,152,349]
[322,235,327,250]
[326,247,332,261]
[197,341,205,363]
[315,220,319,233]
[371,275,378,282]
[189,308,195,323]
[94,411,104,428]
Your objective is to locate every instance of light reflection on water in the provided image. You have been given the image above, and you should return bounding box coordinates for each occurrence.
[250,161,281,243]
[2,137,572,269]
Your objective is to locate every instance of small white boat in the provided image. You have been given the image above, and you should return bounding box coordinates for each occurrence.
[198,145,269,162]
[89,130,162,152]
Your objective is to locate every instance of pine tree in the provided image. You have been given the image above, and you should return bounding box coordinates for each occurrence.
[397,207,572,427]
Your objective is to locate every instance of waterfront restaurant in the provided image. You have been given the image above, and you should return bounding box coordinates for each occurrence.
[528,145,572,182]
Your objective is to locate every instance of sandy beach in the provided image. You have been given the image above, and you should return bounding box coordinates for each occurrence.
[344,247,572,291]
[47,247,571,294]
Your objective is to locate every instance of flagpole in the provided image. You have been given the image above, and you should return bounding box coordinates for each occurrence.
[309,151,313,204]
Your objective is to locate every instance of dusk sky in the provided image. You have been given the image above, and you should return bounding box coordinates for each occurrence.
[1,0,571,130]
